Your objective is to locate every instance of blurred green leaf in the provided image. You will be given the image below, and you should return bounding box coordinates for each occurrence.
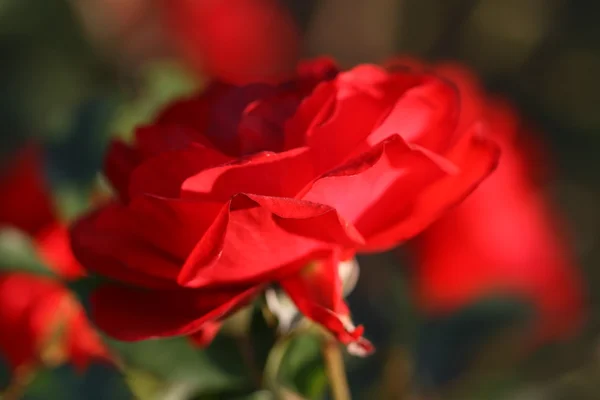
[66,276,103,317]
[46,96,118,193]
[0,228,54,277]
[53,185,95,222]
[279,334,327,399]
[108,337,248,397]
[203,333,253,382]
[124,369,168,400]
[415,296,533,393]
[249,304,278,372]
[22,362,134,400]
[231,390,274,400]
[0,353,11,391]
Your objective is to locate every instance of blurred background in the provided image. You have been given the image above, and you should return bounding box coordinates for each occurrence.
[1,0,599,399]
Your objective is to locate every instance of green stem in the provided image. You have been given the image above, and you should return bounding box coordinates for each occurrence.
[322,338,351,400]
[263,335,293,400]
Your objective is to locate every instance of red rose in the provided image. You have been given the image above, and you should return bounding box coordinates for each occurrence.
[161,0,300,85]
[0,146,110,373]
[71,58,498,353]
[0,274,109,372]
[408,64,585,343]
[0,146,55,237]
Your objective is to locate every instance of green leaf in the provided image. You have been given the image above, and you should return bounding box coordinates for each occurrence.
[66,276,104,317]
[0,353,11,391]
[249,304,278,372]
[22,362,134,400]
[279,334,327,399]
[415,296,532,391]
[123,369,166,400]
[0,228,54,277]
[231,390,275,400]
[107,336,248,397]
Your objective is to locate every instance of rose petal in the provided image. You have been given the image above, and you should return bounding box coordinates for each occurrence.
[66,310,112,371]
[302,134,454,243]
[134,124,217,158]
[364,77,459,155]
[188,321,222,347]
[0,274,64,368]
[181,147,315,201]
[156,82,231,131]
[90,284,258,341]
[280,253,373,355]
[71,198,223,288]
[128,146,229,199]
[36,223,85,279]
[177,194,363,288]
[284,82,333,148]
[0,145,56,236]
[363,133,500,251]
[104,141,141,202]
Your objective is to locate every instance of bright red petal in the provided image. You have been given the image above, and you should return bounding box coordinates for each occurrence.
[177,194,363,288]
[363,133,499,251]
[302,134,456,247]
[35,223,85,280]
[181,147,314,201]
[280,253,373,355]
[0,274,64,369]
[188,321,222,347]
[65,309,112,371]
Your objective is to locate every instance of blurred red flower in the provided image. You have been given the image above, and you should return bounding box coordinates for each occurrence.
[161,0,301,85]
[0,146,110,374]
[70,58,498,354]
[406,63,585,343]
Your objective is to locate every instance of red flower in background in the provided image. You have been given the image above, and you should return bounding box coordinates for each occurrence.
[71,58,498,354]
[407,63,585,343]
[0,146,110,373]
[161,0,300,85]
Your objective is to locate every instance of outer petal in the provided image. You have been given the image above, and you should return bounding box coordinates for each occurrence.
[188,322,222,347]
[65,310,112,371]
[36,223,85,280]
[177,194,364,288]
[362,133,499,251]
[128,146,230,199]
[280,253,373,355]
[0,274,64,369]
[71,197,222,288]
[90,284,259,341]
[0,145,55,236]
[302,134,455,245]
[103,141,141,202]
